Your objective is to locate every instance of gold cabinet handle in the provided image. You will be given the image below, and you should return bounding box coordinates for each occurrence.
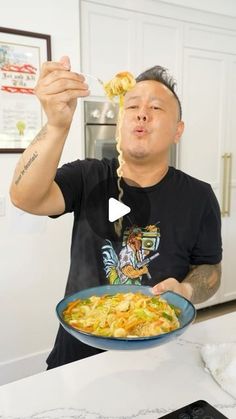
[221,153,232,217]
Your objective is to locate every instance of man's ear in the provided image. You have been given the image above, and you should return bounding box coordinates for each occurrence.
[174,120,184,144]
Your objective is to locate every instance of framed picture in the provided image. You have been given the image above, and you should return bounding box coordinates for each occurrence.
[0,27,51,153]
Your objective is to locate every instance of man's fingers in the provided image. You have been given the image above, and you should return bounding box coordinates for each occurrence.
[45,88,90,104]
[42,70,85,87]
[35,67,88,98]
[40,61,69,78]
[38,57,89,97]
[40,55,71,78]
[152,278,177,294]
[40,79,89,96]
[152,283,165,294]
[59,55,71,70]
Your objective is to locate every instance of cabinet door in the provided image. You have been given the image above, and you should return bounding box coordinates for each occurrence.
[80,1,136,96]
[220,56,236,302]
[181,48,236,308]
[180,48,226,197]
[136,14,183,82]
[181,48,227,308]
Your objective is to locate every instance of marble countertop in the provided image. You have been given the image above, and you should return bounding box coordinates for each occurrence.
[0,312,236,419]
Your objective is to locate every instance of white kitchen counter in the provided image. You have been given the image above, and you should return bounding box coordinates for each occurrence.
[0,312,236,418]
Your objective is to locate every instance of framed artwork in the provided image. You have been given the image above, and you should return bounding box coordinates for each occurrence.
[0,27,51,153]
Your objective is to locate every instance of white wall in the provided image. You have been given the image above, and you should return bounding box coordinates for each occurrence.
[0,0,83,384]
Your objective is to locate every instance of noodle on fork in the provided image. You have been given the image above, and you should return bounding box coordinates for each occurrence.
[103,71,136,236]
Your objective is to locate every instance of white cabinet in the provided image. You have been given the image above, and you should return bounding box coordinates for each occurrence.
[80,1,183,95]
[135,14,183,81]
[80,2,136,96]
[180,42,236,308]
[180,48,225,189]
[220,56,236,304]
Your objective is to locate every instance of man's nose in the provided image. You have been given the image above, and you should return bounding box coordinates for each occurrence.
[137,114,147,121]
[137,108,148,121]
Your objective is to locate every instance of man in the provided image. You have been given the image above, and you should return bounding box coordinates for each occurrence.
[10,56,222,369]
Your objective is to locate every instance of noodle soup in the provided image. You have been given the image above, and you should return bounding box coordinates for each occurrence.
[63,292,181,338]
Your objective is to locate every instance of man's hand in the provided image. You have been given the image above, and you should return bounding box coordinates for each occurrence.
[34,56,90,130]
[152,277,193,300]
[152,264,221,304]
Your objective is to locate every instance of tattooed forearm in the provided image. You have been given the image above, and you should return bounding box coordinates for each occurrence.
[183,263,221,304]
[15,151,38,185]
[14,126,47,185]
[30,125,48,145]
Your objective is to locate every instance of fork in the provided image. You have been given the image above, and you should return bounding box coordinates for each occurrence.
[81,73,104,86]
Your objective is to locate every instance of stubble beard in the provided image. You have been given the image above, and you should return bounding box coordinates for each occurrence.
[125,144,151,160]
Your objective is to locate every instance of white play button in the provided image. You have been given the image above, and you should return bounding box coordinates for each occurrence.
[108,198,131,222]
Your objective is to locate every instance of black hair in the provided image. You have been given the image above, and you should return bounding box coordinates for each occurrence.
[136,65,182,120]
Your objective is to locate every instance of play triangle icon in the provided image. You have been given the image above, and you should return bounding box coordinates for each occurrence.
[108,198,131,222]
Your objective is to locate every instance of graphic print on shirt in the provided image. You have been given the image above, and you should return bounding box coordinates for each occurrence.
[102,224,160,285]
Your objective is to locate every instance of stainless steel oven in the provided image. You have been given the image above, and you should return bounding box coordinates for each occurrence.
[84,100,177,166]
[84,101,119,160]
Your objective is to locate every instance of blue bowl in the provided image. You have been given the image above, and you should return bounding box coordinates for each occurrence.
[56,284,196,350]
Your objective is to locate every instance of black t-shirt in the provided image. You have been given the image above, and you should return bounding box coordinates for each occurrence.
[47,158,222,369]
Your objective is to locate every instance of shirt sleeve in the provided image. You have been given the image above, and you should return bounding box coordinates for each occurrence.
[52,159,84,215]
[190,185,222,265]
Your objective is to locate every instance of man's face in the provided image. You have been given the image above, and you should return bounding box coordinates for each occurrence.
[118,80,184,162]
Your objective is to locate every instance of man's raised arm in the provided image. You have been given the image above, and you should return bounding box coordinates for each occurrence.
[10,56,89,216]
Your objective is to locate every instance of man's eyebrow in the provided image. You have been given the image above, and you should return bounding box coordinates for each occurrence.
[126,95,165,103]
[126,95,141,102]
[150,97,165,104]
